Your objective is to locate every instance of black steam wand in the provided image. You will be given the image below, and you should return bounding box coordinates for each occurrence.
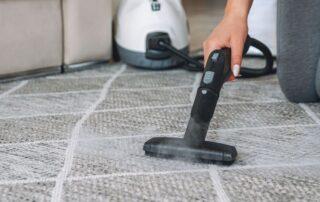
[183,48,232,146]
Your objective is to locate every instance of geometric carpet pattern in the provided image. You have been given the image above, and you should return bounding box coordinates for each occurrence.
[1,62,320,201]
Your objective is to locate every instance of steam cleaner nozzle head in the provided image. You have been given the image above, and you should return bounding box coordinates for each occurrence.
[143,137,237,164]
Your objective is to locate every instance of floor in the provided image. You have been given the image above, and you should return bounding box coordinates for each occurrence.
[1,1,320,202]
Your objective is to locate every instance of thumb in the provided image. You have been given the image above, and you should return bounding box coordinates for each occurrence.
[231,38,244,77]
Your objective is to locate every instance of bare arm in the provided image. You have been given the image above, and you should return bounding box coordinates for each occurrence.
[203,0,253,79]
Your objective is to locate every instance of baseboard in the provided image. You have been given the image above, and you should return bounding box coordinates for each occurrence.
[63,60,109,73]
[0,66,62,83]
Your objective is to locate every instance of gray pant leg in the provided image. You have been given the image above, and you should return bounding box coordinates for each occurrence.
[316,58,320,96]
[277,0,320,103]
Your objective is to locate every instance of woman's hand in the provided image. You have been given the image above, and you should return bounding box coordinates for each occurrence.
[203,0,253,79]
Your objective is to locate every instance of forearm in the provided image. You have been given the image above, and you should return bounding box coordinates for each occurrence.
[225,0,253,19]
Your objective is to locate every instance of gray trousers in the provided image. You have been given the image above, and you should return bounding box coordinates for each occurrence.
[277,0,320,103]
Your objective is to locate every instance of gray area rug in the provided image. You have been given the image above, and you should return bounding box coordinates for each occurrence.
[0,62,320,201]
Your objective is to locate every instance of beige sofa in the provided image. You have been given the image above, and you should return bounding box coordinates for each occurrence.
[0,0,112,81]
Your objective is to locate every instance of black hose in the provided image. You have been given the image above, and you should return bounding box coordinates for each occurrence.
[240,36,275,78]
[158,36,276,77]
[158,41,203,71]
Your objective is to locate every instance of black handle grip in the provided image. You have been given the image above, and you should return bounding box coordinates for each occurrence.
[191,48,231,124]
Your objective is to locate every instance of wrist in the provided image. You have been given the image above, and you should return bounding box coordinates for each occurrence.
[224,0,252,20]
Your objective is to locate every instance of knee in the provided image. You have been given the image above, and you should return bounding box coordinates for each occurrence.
[277,64,320,103]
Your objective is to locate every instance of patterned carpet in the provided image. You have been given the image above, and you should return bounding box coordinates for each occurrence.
[0,62,320,201]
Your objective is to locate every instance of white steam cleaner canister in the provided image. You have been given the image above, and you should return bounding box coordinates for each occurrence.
[114,0,190,69]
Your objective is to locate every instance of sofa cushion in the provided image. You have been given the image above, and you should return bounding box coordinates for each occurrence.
[63,0,112,65]
[0,0,63,76]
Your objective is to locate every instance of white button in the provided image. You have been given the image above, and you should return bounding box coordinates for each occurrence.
[211,53,219,62]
